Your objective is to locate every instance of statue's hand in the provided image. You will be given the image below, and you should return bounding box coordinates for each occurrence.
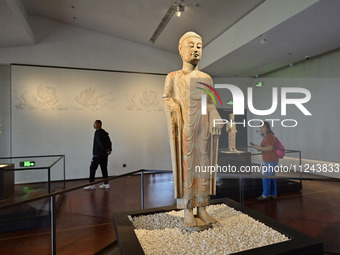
[209,111,223,135]
[211,126,222,135]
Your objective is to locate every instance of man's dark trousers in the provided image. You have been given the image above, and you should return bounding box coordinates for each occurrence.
[89,155,108,184]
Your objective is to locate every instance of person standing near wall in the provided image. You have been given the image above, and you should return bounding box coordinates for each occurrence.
[253,121,278,200]
[84,120,112,190]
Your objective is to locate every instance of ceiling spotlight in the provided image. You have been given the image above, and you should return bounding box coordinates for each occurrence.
[260,38,267,44]
[176,4,185,17]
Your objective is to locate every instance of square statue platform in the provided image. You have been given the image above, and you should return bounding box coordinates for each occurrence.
[113,198,323,255]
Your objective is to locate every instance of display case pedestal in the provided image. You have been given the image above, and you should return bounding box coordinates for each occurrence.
[113,198,323,255]
[0,163,14,200]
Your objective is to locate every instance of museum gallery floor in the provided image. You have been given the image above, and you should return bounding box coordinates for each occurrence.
[0,173,339,254]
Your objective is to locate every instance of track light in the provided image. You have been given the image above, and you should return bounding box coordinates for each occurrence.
[149,1,184,44]
[176,4,185,17]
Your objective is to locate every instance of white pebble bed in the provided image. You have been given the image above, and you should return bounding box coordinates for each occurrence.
[132,204,289,255]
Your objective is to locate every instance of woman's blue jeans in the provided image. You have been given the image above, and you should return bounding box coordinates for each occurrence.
[262,161,278,197]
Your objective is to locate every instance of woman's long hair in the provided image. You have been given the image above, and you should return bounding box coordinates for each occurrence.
[262,121,274,136]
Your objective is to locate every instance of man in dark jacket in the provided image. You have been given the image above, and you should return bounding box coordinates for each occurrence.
[84,120,112,190]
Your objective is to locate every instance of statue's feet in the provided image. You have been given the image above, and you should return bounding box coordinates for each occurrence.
[183,208,212,231]
[184,209,197,227]
[198,207,217,224]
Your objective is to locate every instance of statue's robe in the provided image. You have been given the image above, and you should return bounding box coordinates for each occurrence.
[163,70,221,209]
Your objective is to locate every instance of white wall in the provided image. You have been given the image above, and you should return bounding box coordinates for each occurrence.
[11,65,172,182]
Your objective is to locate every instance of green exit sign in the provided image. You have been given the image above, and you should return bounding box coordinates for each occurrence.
[20,161,36,167]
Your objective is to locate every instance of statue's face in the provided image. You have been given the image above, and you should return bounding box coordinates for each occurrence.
[180,37,202,64]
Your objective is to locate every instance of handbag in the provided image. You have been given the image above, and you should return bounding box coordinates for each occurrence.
[275,137,286,158]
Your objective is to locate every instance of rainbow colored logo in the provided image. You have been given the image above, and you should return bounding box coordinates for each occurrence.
[196,82,223,106]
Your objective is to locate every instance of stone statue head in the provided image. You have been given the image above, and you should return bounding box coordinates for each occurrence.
[178,31,202,65]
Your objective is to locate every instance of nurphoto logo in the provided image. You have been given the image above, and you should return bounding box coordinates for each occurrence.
[199,84,312,128]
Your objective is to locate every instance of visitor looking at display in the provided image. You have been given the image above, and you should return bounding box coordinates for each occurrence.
[252,121,278,201]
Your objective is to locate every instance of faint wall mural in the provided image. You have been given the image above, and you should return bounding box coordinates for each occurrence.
[14,85,67,111]
[127,89,163,112]
[14,84,117,112]
[75,87,116,111]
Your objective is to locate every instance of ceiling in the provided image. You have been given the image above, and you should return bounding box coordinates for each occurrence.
[1,0,340,77]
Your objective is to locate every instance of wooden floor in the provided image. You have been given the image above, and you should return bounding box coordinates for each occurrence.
[0,173,340,254]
